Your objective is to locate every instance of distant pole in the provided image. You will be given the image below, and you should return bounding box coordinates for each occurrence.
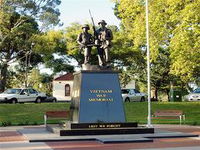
[25,51,29,88]
[145,0,152,127]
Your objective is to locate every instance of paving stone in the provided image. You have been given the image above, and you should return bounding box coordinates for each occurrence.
[0,131,27,142]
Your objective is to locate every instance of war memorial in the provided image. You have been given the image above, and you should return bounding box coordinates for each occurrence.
[42,20,199,145]
[47,20,154,137]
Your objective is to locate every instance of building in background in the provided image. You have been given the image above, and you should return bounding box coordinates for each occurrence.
[53,73,74,101]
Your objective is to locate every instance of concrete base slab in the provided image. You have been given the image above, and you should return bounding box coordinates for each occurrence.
[17,126,199,144]
[145,132,199,138]
[97,137,153,144]
[46,124,154,136]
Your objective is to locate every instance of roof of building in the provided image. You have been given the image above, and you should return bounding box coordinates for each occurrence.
[54,73,74,81]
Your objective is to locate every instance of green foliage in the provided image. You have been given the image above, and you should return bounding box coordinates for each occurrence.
[117,0,200,81]
[1,121,12,127]
[64,23,82,55]
[165,0,200,83]
[32,30,65,55]
[112,23,173,98]
[0,0,62,91]
[0,13,39,90]
[27,69,53,95]
[113,0,200,97]
[1,0,61,31]
[32,30,74,74]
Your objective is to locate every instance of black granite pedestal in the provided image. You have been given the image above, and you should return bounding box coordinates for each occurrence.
[70,70,126,123]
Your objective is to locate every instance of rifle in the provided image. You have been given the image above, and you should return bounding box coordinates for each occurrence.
[72,44,99,50]
[76,43,99,55]
[89,9,97,39]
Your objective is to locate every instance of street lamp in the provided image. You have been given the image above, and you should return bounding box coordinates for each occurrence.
[145,0,152,128]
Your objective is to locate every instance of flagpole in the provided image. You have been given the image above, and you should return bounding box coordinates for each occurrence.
[145,0,152,128]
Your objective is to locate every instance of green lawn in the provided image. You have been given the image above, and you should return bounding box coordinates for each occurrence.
[0,102,200,126]
[124,102,200,125]
[0,103,70,126]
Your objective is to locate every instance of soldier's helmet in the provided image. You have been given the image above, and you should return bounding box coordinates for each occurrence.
[82,24,90,30]
[98,20,107,25]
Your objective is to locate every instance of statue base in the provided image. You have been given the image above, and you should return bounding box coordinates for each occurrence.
[46,122,154,136]
[46,69,155,136]
[70,70,126,123]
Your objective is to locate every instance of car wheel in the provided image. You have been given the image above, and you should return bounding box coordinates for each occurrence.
[140,97,145,102]
[11,98,18,104]
[52,98,57,103]
[125,97,130,102]
[36,97,42,103]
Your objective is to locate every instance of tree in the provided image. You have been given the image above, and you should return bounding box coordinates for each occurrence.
[169,0,200,83]
[113,0,200,99]
[27,69,53,95]
[0,0,61,91]
[32,30,74,74]
[0,13,39,91]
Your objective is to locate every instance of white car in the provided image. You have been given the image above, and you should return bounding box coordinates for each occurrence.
[121,88,147,102]
[0,88,46,103]
[185,88,200,101]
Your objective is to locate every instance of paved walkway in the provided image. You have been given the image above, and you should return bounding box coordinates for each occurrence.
[0,124,200,150]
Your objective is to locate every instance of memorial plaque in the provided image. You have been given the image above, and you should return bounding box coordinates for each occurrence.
[70,122,138,129]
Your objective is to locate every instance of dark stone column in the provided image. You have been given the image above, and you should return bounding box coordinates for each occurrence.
[70,70,126,123]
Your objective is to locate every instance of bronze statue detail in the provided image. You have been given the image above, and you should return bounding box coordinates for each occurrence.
[77,24,93,64]
[96,20,113,67]
[77,18,113,69]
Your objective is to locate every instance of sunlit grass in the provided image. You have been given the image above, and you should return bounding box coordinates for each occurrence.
[0,102,200,126]
[125,102,200,125]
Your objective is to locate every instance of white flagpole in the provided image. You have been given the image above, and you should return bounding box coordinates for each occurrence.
[145,0,152,128]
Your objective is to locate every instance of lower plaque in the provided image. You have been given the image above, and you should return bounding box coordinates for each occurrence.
[70,122,138,129]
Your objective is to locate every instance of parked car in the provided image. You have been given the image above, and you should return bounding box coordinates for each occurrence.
[0,88,46,103]
[43,96,57,103]
[184,88,200,101]
[121,88,147,102]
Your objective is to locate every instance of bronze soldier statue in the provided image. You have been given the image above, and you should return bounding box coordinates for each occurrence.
[96,20,113,67]
[77,24,93,64]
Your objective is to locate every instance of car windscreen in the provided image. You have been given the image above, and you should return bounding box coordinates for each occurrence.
[193,88,200,93]
[121,89,129,94]
[3,89,22,94]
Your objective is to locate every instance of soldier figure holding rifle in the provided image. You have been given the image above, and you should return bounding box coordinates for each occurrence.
[77,24,93,64]
[89,11,113,67]
[78,10,113,68]
[95,20,113,67]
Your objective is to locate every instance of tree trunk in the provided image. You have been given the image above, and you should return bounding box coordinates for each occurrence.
[151,87,158,101]
[154,88,158,101]
[166,89,170,101]
[0,63,8,92]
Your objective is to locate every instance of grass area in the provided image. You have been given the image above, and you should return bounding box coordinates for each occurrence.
[0,102,200,126]
[0,103,70,126]
[125,102,200,125]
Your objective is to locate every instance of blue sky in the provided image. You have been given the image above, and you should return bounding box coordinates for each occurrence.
[58,0,120,28]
